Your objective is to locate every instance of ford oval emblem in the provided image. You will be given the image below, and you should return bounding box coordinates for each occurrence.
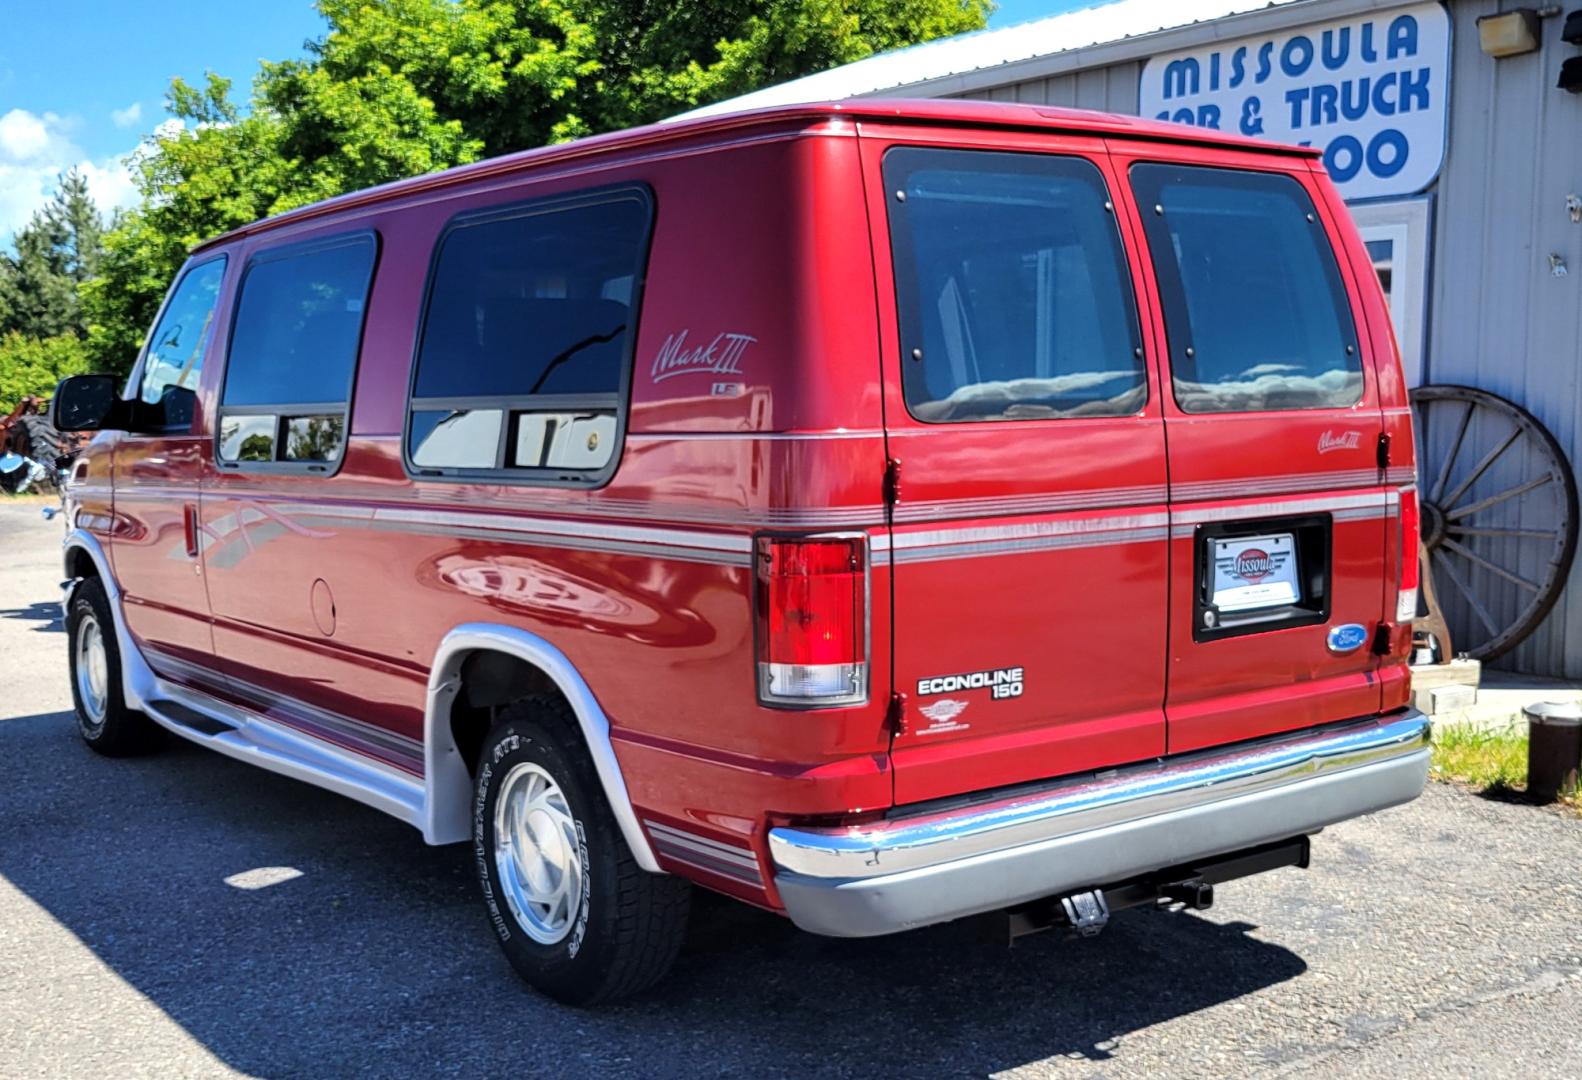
[1327,623,1369,654]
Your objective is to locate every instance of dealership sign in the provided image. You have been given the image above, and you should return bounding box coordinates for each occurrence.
[1139,2,1450,200]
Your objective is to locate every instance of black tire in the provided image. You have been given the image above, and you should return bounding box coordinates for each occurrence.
[65,578,162,756]
[17,413,63,458]
[473,697,690,1006]
[16,414,65,486]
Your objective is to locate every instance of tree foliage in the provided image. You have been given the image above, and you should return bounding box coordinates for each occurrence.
[0,332,91,413]
[79,0,989,374]
[0,170,104,341]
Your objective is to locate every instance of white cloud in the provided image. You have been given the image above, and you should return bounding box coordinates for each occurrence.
[77,157,140,217]
[111,102,143,129]
[0,108,52,160]
[0,109,139,245]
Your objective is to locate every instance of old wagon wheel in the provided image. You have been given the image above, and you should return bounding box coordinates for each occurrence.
[1410,384,1579,661]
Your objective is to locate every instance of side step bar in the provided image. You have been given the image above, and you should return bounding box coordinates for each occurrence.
[140,680,426,830]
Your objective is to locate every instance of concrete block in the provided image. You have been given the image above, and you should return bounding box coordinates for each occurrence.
[1418,683,1477,715]
[1410,658,1482,692]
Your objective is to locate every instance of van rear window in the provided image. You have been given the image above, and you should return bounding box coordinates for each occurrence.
[406,187,651,483]
[883,147,1146,423]
[1130,164,1363,414]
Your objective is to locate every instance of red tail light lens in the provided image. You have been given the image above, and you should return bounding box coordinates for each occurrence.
[755,537,867,706]
[1397,485,1420,621]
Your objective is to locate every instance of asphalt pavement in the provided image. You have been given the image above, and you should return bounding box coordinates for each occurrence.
[2,499,1580,1079]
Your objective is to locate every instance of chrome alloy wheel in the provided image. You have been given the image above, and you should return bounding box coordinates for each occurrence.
[74,612,109,728]
[493,761,585,945]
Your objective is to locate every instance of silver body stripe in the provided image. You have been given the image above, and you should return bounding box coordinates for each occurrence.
[894,512,1171,551]
[1169,493,1391,538]
[644,820,763,884]
[895,527,1171,562]
[143,646,425,767]
[90,466,1411,571]
[891,485,1166,524]
[1171,470,1379,501]
[892,513,1170,563]
[626,430,884,442]
[1172,492,1387,525]
[192,498,756,567]
[103,485,883,531]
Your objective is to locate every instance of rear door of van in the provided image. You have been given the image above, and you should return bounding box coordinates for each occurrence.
[858,123,1171,805]
[1109,141,1391,754]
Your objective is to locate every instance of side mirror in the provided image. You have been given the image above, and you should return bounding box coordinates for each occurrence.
[51,374,122,432]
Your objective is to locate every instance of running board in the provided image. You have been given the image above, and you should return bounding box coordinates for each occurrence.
[142,680,427,830]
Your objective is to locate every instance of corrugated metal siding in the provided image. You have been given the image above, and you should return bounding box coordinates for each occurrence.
[1425,1,1582,675]
[950,62,1141,113]
[953,0,1582,675]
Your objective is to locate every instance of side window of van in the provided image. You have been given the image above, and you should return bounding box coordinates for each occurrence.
[406,187,652,482]
[216,233,378,467]
[884,147,1146,423]
[135,257,227,431]
[1130,164,1363,414]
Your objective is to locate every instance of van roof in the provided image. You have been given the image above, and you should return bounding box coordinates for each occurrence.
[193,98,1318,252]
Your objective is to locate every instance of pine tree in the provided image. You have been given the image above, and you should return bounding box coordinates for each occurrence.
[0,169,105,340]
[54,170,104,286]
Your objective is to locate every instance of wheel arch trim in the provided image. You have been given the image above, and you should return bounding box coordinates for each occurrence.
[423,623,661,871]
[61,528,155,712]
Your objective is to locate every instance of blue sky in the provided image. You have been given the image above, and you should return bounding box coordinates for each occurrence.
[0,0,1102,241]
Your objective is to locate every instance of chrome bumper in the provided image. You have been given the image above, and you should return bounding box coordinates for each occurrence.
[769,710,1431,937]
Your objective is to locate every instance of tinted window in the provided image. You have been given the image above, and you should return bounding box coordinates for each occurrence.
[137,257,227,430]
[1131,164,1362,413]
[407,189,650,478]
[884,147,1145,423]
[218,234,377,466]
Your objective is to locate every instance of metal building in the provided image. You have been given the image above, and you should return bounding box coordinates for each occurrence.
[686,0,1582,677]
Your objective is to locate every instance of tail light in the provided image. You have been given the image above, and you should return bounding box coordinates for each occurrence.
[755,536,868,706]
[1397,485,1421,622]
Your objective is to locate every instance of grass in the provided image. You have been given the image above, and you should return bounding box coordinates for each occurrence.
[1431,724,1580,811]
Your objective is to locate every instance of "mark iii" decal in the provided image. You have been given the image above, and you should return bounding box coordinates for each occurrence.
[917,666,1024,700]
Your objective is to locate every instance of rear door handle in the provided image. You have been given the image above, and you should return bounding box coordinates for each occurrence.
[183,503,199,558]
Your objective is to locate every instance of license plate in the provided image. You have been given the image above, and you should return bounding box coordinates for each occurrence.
[1211,534,1300,612]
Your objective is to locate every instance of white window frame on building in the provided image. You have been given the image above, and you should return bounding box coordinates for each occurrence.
[1349,196,1432,388]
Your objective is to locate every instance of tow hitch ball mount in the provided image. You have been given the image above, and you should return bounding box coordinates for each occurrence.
[996,835,1310,944]
[1060,890,1110,937]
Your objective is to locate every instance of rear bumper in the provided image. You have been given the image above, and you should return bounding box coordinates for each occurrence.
[769,710,1430,937]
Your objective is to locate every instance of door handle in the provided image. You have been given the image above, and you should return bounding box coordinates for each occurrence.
[183,504,199,558]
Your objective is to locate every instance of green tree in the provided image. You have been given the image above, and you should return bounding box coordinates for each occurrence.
[0,170,104,340]
[83,76,293,374]
[258,0,992,190]
[82,0,991,374]
[0,331,91,413]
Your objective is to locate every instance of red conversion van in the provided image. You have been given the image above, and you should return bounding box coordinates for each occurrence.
[51,100,1429,1005]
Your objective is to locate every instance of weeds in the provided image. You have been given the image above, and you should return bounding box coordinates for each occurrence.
[1431,723,1579,811]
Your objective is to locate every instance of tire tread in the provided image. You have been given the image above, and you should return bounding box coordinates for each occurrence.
[479,696,690,1005]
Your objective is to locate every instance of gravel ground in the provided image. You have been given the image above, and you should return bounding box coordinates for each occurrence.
[2,500,1580,1079]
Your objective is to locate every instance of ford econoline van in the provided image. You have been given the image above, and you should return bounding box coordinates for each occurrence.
[51,99,1429,1005]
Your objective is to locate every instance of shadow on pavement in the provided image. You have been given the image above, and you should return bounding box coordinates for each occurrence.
[0,600,63,633]
[0,708,1307,1077]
